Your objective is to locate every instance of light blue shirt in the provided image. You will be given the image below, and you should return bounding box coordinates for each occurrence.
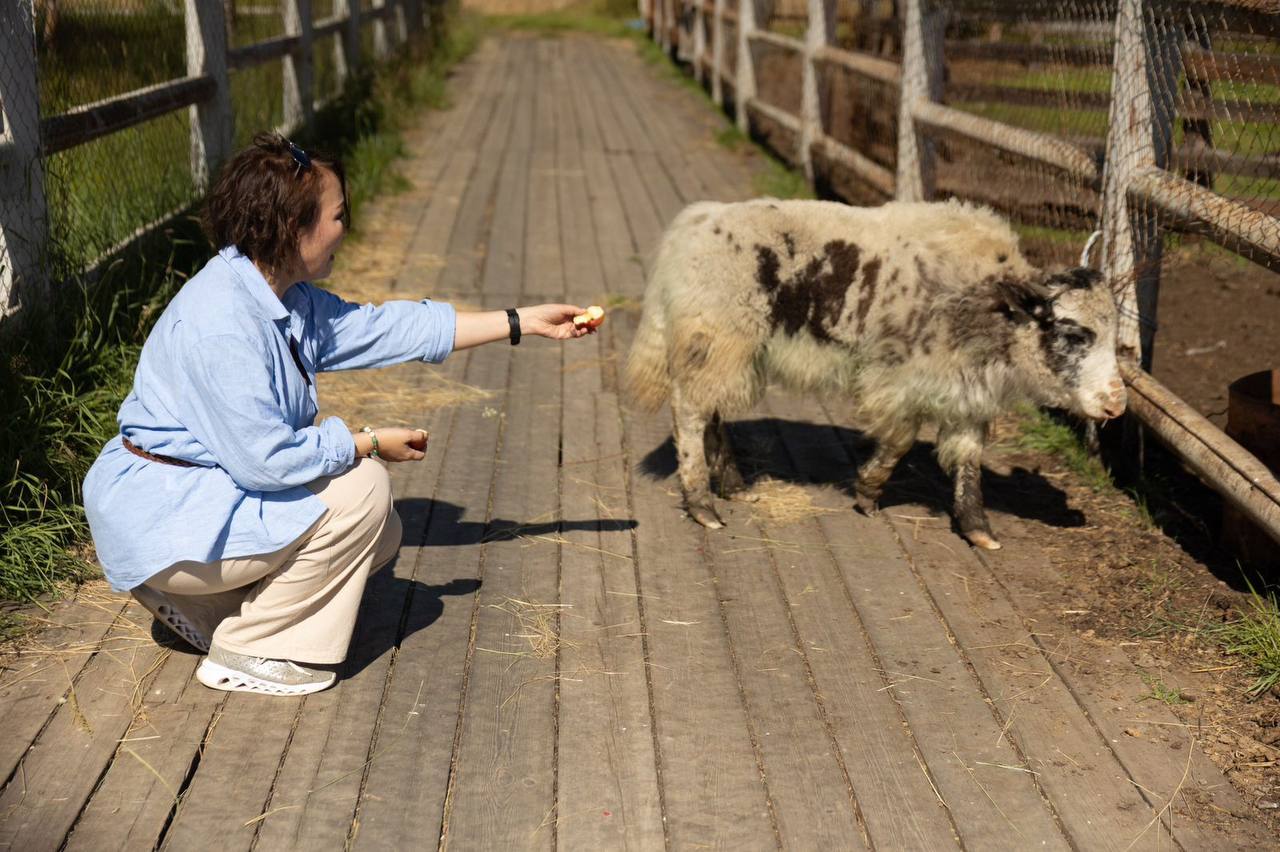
[83,247,457,591]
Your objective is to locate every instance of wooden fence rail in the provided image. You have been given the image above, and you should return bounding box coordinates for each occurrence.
[0,0,440,323]
[648,0,1280,552]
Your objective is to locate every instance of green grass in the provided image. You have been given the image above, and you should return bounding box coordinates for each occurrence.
[1015,406,1115,493]
[1216,589,1280,699]
[0,5,478,607]
[1139,672,1191,705]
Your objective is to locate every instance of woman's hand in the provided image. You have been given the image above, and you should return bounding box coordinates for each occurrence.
[520,304,597,340]
[356,428,428,462]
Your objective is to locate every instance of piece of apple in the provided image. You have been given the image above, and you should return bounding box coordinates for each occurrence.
[573,305,605,329]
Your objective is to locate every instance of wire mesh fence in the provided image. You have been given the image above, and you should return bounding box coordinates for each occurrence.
[0,0,435,322]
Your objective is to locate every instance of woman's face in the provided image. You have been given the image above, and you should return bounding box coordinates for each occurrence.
[295,167,347,283]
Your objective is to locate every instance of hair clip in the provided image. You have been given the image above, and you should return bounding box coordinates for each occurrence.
[285,138,312,176]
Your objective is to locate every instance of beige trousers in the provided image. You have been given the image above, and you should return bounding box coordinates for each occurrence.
[144,458,402,664]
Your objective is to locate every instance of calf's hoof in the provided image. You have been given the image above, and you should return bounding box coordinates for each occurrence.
[853,492,880,517]
[686,499,724,529]
[964,530,1002,550]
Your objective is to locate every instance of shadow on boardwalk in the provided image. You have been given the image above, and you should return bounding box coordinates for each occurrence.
[0,33,1275,852]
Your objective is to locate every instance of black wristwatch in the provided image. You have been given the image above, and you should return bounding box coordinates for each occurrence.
[506,308,521,345]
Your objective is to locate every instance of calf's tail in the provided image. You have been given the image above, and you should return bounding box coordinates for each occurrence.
[624,295,671,413]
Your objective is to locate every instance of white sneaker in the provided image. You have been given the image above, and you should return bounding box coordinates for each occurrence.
[196,643,336,696]
[131,585,212,652]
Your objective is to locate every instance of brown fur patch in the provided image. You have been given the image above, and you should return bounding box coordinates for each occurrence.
[759,240,861,341]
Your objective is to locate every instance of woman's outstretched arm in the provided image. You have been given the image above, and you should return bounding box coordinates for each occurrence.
[453,304,596,350]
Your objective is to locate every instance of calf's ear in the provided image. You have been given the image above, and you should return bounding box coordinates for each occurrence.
[993,276,1052,323]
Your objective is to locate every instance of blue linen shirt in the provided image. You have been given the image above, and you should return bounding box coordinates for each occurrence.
[83,247,457,591]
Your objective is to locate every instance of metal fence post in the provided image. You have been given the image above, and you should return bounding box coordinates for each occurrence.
[284,0,314,134]
[800,0,836,180]
[1101,0,1182,369]
[185,0,234,194]
[0,0,48,322]
[895,0,945,202]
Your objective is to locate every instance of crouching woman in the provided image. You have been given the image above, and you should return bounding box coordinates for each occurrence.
[83,134,592,696]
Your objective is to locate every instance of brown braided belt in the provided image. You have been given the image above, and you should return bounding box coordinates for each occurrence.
[122,436,199,468]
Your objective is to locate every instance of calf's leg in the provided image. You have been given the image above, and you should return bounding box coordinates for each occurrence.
[671,386,723,528]
[704,412,749,499]
[937,423,1000,550]
[853,422,918,516]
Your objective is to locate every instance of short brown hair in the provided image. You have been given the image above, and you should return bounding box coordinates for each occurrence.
[202,133,347,275]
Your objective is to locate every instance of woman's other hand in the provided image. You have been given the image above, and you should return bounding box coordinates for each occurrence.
[356,428,428,462]
[521,304,597,340]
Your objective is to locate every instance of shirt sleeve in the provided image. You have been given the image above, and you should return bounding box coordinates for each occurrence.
[178,332,356,492]
[302,284,458,372]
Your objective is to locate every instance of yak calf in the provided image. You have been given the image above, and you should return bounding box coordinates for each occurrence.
[624,199,1126,549]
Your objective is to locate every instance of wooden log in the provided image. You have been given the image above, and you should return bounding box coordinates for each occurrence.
[813,44,900,86]
[41,76,216,156]
[746,95,801,133]
[1128,165,1280,271]
[184,0,233,195]
[813,132,895,196]
[283,0,314,133]
[911,100,1100,185]
[225,33,302,71]
[799,0,837,179]
[1123,364,1280,548]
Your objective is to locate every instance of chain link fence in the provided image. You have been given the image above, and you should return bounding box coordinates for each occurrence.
[0,0,435,325]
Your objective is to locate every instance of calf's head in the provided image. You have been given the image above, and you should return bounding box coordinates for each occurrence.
[998,268,1126,421]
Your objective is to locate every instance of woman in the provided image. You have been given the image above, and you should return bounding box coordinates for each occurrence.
[83,133,594,696]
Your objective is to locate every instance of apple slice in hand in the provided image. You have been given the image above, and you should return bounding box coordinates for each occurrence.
[573,305,605,330]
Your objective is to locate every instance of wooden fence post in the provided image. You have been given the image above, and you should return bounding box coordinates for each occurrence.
[735,0,760,132]
[800,0,836,180]
[335,0,361,87]
[0,0,48,321]
[373,0,389,60]
[693,0,707,84]
[1101,0,1181,369]
[185,0,233,194]
[283,0,314,134]
[711,0,725,106]
[895,0,945,201]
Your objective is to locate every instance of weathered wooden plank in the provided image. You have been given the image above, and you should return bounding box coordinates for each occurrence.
[157,694,299,850]
[441,329,563,849]
[555,41,664,848]
[0,603,167,851]
[63,703,217,852]
[605,316,777,846]
[0,590,129,789]
[525,40,563,301]
[479,40,538,304]
[226,34,302,71]
[772,404,1069,848]
[751,397,963,849]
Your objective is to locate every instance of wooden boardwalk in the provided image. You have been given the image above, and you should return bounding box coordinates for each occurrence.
[1,34,1275,851]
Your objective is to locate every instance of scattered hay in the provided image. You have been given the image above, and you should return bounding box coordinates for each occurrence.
[485,597,574,661]
[317,366,494,426]
[745,479,842,526]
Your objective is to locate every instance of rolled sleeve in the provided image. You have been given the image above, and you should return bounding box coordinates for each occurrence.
[301,285,458,371]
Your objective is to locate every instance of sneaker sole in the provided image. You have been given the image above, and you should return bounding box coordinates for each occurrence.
[196,659,335,696]
[132,588,211,653]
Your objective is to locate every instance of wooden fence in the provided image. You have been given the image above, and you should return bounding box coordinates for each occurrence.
[0,0,444,324]
[646,0,1280,550]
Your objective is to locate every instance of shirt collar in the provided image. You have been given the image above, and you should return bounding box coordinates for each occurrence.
[218,246,289,322]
